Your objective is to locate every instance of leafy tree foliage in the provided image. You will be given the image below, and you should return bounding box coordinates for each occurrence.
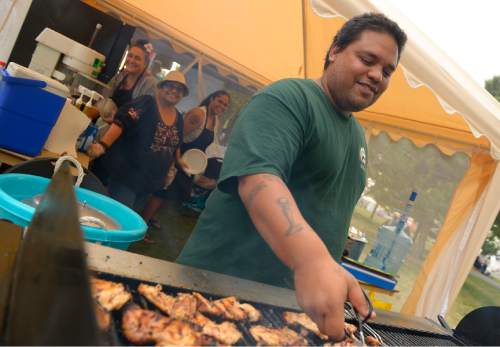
[485,76,500,102]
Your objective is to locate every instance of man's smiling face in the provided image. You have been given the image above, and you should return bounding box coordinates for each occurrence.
[324,30,399,112]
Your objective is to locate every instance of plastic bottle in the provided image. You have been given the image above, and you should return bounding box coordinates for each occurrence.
[394,191,418,234]
[75,92,85,111]
[83,91,95,116]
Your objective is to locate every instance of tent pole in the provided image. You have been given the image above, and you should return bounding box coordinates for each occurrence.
[301,0,308,78]
[182,57,199,75]
[197,55,206,103]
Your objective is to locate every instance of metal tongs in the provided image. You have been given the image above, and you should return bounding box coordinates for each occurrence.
[345,290,384,346]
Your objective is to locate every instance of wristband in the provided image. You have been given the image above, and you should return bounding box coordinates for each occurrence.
[98,140,109,151]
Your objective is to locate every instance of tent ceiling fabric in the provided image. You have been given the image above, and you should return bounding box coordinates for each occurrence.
[310,0,500,159]
[101,0,304,85]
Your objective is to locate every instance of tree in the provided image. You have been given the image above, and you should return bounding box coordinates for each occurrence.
[484,76,500,102]
[478,76,500,254]
[363,133,470,260]
[482,213,500,255]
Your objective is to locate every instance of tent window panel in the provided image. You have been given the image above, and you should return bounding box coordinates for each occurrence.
[350,132,470,312]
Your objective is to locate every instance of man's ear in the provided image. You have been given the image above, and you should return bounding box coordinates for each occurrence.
[328,46,340,63]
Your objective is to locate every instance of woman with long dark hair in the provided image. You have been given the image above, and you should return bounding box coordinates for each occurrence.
[141,90,231,229]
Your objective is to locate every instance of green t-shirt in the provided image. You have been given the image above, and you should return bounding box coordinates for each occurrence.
[177,79,367,288]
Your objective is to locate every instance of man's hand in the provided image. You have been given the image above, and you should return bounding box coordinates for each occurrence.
[294,256,375,341]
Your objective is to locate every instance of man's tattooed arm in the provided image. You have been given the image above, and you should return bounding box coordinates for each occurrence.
[240,174,304,236]
[277,197,304,236]
[241,173,283,209]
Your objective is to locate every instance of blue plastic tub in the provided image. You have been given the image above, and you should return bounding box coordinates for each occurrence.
[0,174,147,250]
[0,69,65,156]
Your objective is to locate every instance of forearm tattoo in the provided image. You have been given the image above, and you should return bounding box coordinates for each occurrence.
[277,197,303,236]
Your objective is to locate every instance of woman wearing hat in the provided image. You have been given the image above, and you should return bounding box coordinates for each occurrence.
[141,90,230,229]
[87,71,189,208]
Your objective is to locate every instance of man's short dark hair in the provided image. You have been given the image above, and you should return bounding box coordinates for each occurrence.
[323,13,407,70]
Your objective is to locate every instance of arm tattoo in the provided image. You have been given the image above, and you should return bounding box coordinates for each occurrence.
[261,174,282,184]
[189,116,201,126]
[244,181,268,209]
[277,197,304,236]
[241,174,281,209]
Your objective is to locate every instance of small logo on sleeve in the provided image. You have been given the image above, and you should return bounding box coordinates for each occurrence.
[360,147,367,170]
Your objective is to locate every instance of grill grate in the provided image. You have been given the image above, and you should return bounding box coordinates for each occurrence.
[369,324,468,346]
[94,272,469,346]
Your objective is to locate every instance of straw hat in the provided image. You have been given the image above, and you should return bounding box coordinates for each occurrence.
[158,70,189,96]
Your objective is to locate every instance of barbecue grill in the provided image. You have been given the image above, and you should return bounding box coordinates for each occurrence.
[0,166,495,345]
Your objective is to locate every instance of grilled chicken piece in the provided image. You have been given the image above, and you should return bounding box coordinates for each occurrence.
[194,292,261,322]
[191,313,243,346]
[283,311,364,346]
[90,277,131,311]
[283,311,329,340]
[192,292,222,316]
[94,301,111,331]
[138,283,175,315]
[139,284,198,320]
[212,296,247,320]
[122,306,210,346]
[122,305,172,345]
[240,302,262,322]
[344,322,358,336]
[324,336,356,347]
[154,319,209,346]
[323,323,362,347]
[250,325,308,346]
[365,335,382,346]
[170,293,198,320]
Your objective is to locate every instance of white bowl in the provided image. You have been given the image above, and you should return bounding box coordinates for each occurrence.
[182,149,208,175]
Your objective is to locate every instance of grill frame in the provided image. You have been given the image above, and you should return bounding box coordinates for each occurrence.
[96,271,347,346]
[95,271,473,346]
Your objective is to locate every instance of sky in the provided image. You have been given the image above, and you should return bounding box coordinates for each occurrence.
[381,0,500,85]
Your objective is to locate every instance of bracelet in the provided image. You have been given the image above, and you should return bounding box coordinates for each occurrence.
[97,140,109,151]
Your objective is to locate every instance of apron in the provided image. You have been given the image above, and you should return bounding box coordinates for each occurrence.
[110,71,144,108]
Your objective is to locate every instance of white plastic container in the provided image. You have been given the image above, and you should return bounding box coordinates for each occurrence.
[44,99,90,156]
[6,62,69,98]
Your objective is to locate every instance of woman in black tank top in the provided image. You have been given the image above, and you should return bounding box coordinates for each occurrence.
[141,90,231,230]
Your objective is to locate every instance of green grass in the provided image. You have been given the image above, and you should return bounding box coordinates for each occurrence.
[491,274,500,286]
[446,271,500,328]
[128,201,199,262]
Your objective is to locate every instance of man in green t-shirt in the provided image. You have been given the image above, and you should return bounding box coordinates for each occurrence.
[178,13,407,340]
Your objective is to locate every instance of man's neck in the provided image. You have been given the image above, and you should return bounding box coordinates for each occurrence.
[314,77,351,118]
